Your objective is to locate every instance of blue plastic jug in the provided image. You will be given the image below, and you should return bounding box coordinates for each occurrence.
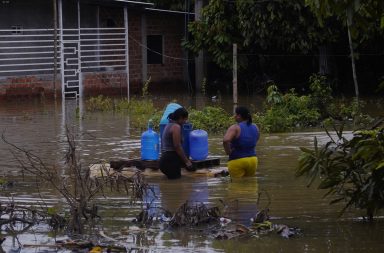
[189,129,208,161]
[141,120,159,160]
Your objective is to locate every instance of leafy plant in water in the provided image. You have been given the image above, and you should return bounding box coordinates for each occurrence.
[296,123,384,220]
[121,98,160,130]
[256,85,320,132]
[308,74,333,118]
[266,83,283,105]
[85,96,160,130]
[142,76,151,98]
[188,106,233,134]
[85,95,113,111]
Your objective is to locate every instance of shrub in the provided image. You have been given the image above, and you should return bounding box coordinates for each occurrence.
[296,125,384,220]
[308,74,333,118]
[86,96,160,130]
[118,98,159,130]
[85,95,113,111]
[256,86,320,132]
[188,106,233,133]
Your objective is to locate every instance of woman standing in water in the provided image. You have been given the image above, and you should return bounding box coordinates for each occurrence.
[223,106,260,178]
[159,107,194,179]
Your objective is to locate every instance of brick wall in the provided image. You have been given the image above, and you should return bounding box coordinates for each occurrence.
[128,11,143,87]
[0,71,141,99]
[146,12,185,87]
[82,71,140,97]
[0,8,186,99]
[0,75,58,99]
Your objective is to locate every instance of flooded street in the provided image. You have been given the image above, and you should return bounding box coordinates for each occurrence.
[1,98,383,253]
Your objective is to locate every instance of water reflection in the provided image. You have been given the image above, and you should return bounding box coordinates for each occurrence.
[223,177,259,226]
[145,177,210,214]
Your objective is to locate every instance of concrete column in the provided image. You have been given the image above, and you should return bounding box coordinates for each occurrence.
[124,7,130,101]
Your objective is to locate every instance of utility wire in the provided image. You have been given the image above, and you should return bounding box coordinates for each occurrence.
[128,33,193,61]
[128,32,384,60]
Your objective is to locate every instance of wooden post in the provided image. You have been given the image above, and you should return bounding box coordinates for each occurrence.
[347,24,359,102]
[232,43,238,114]
[53,0,57,101]
[194,0,204,94]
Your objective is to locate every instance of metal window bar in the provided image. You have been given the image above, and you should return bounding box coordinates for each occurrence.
[0,27,128,95]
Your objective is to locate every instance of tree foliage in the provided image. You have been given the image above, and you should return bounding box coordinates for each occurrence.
[184,0,337,69]
[236,0,335,52]
[305,0,384,40]
[183,0,240,69]
[304,0,384,99]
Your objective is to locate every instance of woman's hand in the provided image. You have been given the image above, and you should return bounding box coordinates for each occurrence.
[185,160,196,171]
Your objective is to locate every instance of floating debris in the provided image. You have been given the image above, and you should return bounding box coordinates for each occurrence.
[169,201,221,227]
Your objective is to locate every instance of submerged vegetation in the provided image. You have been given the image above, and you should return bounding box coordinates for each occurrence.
[296,124,384,220]
[85,95,161,130]
[84,75,372,135]
[85,95,233,133]
[254,74,372,132]
[84,75,372,134]
[189,106,233,133]
[1,128,151,236]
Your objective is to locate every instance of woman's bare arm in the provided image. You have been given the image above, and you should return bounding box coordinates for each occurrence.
[223,124,239,155]
[171,124,191,166]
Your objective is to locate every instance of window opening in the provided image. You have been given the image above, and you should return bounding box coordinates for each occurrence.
[147,35,163,64]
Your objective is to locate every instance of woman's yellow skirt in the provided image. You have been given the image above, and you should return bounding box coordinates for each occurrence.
[227,156,258,178]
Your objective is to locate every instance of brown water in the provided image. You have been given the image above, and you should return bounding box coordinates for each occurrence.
[1,98,383,253]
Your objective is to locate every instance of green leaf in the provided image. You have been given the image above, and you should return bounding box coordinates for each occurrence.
[381,16,384,29]
[318,178,339,189]
[374,161,384,170]
[47,207,57,215]
[330,197,345,205]
[299,147,314,154]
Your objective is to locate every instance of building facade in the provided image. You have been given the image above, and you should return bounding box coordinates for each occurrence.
[0,0,189,99]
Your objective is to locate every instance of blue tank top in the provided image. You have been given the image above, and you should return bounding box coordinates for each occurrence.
[229,122,259,161]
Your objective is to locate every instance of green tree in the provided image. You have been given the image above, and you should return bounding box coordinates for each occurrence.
[183,0,241,69]
[236,0,334,53]
[184,0,337,75]
[305,0,384,100]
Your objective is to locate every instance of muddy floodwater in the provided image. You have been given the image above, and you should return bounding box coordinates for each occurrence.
[1,97,383,253]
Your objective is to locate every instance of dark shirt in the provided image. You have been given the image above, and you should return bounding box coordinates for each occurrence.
[161,123,176,152]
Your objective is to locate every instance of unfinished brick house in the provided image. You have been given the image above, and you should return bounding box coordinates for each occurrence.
[0,0,191,99]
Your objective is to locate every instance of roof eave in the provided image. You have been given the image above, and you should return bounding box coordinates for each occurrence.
[83,0,154,8]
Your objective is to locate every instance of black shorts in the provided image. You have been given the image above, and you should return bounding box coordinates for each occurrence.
[159,151,184,179]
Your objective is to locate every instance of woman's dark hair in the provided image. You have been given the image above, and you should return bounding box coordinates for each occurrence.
[236,106,252,125]
[168,107,188,121]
